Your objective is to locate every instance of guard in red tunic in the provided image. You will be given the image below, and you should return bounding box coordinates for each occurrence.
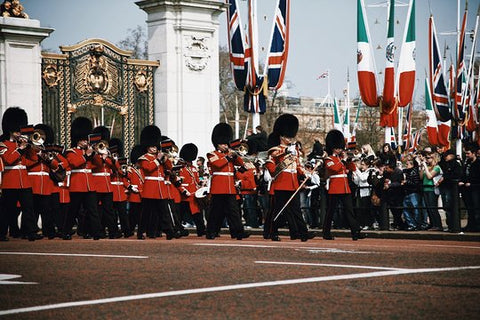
[264,114,312,242]
[127,145,144,236]
[206,123,250,240]
[91,126,121,239]
[137,125,178,240]
[235,140,259,228]
[28,124,60,239]
[178,143,205,236]
[0,107,42,241]
[63,117,103,240]
[323,129,364,241]
[109,138,132,238]
[52,149,70,238]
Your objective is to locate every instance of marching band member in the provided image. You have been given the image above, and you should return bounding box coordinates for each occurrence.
[109,138,132,238]
[0,107,42,241]
[137,125,178,240]
[28,124,60,239]
[206,123,250,240]
[91,126,121,239]
[53,146,71,238]
[63,117,103,240]
[179,143,206,237]
[127,145,144,237]
[264,114,312,242]
[322,129,364,241]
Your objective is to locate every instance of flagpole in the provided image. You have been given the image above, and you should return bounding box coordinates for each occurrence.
[251,0,260,130]
[235,96,240,139]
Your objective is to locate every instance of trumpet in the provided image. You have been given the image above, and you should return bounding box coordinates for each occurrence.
[228,139,249,157]
[94,140,110,155]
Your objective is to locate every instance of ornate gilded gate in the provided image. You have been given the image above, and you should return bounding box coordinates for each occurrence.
[41,38,158,156]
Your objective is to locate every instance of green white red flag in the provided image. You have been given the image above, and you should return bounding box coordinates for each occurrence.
[357,0,378,107]
[425,79,439,146]
[397,0,416,107]
[382,0,396,113]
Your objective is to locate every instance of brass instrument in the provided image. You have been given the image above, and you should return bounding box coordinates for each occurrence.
[272,152,295,180]
[228,139,249,157]
[94,140,109,155]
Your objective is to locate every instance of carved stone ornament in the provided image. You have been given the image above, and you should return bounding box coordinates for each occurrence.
[134,71,148,92]
[93,95,104,106]
[119,105,128,116]
[67,103,77,114]
[184,36,210,71]
[42,64,59,88]
[1,0,29,19]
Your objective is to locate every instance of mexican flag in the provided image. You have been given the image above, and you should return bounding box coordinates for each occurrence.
[357,0,378,107]
[382,0,396,113]
[397,0,416,107]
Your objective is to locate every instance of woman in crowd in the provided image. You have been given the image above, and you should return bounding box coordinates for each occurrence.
[419,152,443,231]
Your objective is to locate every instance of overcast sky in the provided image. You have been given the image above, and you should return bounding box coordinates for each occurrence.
[23,0,479,104]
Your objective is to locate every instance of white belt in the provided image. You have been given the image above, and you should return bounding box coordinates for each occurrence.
[58,182,65,187]
[92,172,110,177]
[329,174,347,178]
[111,181,124,185]
[71,169,92,173]
[212,172,234,176]
[28,171,49,176]
[5,165,26,170]
[145,176,165,181]
[282,169,296,173]
[181,183,189,187]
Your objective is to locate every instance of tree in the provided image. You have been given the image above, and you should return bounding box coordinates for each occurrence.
[117,25,148,59]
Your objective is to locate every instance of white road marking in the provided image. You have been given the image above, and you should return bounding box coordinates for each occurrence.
[0,252,148,259]
[0,265,478,316]
[255,261,407,271]
[0,274,37,285]
[194,243,372,253]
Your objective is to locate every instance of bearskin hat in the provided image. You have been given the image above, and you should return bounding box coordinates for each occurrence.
[71,117,93,146]
[211,122,233,146]
[140,125,161,148]
[325,129,345,155]
[130,144,144,164]
[109,137,124,158]
[267,131,281,149]
[92,125,110,142]
[2,106,28,135]
[273,114,298,138]
[34,124,54,144]
[180,143,198,162]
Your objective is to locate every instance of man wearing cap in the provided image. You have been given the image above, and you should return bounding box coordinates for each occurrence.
[63,117,103,240]
[264,114,313,242]
[323,129,364,241]
[206,123,250,240]
[0,107,42,241]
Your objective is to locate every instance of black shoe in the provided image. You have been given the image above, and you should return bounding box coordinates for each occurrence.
[270,235,281,241]
[179,229,190,237]
[62,234,72,240]
[352,231,366,241]
[236,231,251,240]
[301,232,315,242]
[83,234,92,239]
[197,231,206,237]
[0,236,9,241]
[406,226,417,231]
[206,233,216,240]
[124,232,134,238]
[166,231,181,240]
[109,232,123,239]
[93,235,100,240]
[137,234,146,240]
[28,233,43,241]
[323,234,335,240]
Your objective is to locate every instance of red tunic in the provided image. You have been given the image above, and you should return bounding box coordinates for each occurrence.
[27,157,59,196]
[54,153,71,204]
[324,155,356,194]
[111,172,128,202]
[207,150,245,195]
[138,153,171,199]
[0,140,38,189]
[179,163,200,214]
[265,145,304,192]
[92,154,116,193]
[127,166,143,203]
[235,162,257,195]
[65,147,95,192]
[0,157,4,188]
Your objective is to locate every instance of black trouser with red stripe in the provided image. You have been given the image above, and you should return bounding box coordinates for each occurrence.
[323,193,360,236]
[33,194,55,238]
[64,191,102,238]
[207,194,244,238]
[270,190,308,239]
[0,188,38,238]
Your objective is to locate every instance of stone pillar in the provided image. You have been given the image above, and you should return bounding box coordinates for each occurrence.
[0,17,53,126]
[136,0,225,156]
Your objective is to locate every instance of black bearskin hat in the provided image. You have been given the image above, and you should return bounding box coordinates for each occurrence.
[130,144,144,164]
[211,123,233,146]
[34,124,55,144]
[71,117,93,147]
[109,137,124,158]
[325,129,345,155]
[180,143,198,162]
[273,114,298,138]
[92,125,110,142]
[2,106,28,134]
[140,125,161,148]
[267,131,281,149]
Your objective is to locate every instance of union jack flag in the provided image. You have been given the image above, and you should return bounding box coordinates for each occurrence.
[317,71,329,79]
[265,0,290,90]
[226,0,248,90]
[408,128,423,153]
[429,16,450,122]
